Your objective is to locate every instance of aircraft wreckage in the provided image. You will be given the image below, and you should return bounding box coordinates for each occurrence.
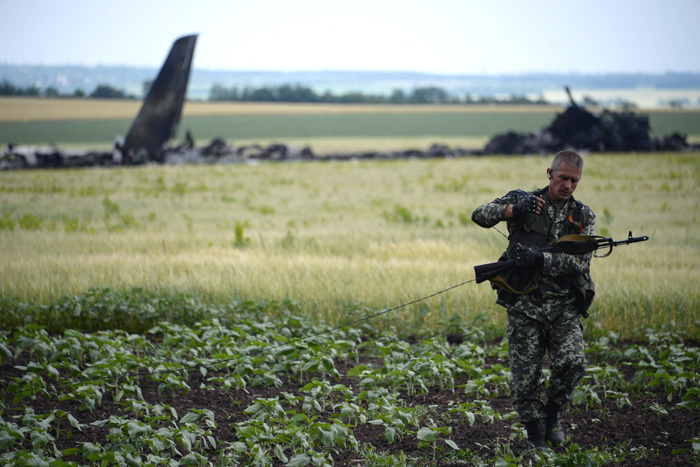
[1,39,696,169]
[1,34,198,170]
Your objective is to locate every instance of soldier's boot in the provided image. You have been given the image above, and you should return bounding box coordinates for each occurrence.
[545,400,565,444]
[524,419,547,451]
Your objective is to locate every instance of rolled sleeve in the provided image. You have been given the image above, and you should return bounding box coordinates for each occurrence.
[471,189,530,228]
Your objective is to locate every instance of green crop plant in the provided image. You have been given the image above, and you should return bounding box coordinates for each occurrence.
[1,307,699,465]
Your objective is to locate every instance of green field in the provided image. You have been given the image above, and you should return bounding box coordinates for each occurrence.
[1,98,699,150]
[1,112,699,148]
[0,112,558,147]
[1,154,698,339]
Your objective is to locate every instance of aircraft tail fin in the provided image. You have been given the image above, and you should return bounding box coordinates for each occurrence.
[121,34,197,163]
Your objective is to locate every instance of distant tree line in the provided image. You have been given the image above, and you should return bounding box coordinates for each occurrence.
[0,80,136,99]
[209,83,549,105]
[1,78,550,105]
[1,80,43,97]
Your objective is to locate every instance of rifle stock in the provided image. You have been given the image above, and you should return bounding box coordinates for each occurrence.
[474,259,516,284]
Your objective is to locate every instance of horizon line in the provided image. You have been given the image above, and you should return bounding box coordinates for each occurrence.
[2,63,700,77]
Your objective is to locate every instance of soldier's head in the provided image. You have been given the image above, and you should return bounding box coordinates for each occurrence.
[547,150,583,203]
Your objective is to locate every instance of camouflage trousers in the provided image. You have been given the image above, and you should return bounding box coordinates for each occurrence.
[506,308,586,423]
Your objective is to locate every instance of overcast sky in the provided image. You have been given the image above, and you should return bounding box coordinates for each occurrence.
[1,0,698,75]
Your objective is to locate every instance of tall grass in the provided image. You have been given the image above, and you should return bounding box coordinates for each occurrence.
[1,154,698,337]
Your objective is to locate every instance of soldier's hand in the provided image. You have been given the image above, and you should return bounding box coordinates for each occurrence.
[514,244,544,269]
[512,195,543,219]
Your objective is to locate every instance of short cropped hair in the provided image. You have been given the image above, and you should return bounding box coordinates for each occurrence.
[551,150,583,172]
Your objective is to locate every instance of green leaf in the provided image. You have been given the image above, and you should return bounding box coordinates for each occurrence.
[385,426,396,444]
[0,430,15,450]
[68,414,82,430]
[464,380,480,394]
[445,439,459,450]
[465,411,475,426]
[319,427,335,447]
[236,425,259,438]
[47,364,60,380]
[677,400,697,410]
[181,453,200,465]
[286,453,311,466]
[572,389,586,406]
[182,430,196,451]
[244,402,262,414]
[27,362,44,373]
[30,430,50,450]
[274,444,289,463]
[232,441,247,452]
[151,437,168,452]
[359,377,376,387]
[417,427,438,442]
[391,417,405,429]
[82,442,101,456]
[127,421,151,438]
[290,413,311,423]
[125,453,142,467]
[275,345,297,356]
[180,412,200,424]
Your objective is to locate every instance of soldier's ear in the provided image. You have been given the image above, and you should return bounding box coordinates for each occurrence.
[547,170,552,180]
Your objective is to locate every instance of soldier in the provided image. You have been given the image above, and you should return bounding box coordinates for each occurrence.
[471,150,596,451]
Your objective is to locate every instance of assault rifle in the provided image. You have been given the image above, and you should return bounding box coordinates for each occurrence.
[474,231,649,292]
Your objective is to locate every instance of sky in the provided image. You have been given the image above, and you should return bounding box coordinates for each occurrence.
[1,0,699,75]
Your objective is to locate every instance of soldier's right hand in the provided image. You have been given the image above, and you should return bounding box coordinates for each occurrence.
[512,195,543,219]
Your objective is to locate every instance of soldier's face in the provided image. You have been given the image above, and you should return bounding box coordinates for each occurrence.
[547,163,582,203]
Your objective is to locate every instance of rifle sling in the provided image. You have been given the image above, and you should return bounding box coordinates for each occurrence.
[489,271,540,295]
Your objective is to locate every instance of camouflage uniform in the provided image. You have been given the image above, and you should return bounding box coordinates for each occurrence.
[471,187,596,423]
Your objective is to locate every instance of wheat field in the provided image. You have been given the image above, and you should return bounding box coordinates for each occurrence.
[1,153,698,337]
[0,97,561,122]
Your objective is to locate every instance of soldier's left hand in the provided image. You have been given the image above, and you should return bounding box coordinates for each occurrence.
[514,244,544,269]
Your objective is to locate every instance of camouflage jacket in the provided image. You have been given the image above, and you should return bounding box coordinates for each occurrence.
[471,187,596,322]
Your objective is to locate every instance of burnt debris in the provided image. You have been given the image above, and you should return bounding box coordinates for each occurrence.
[482,87,692,155]
[1,87,696,170]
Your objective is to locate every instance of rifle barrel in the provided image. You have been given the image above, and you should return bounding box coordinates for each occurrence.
[615,233,650,246]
